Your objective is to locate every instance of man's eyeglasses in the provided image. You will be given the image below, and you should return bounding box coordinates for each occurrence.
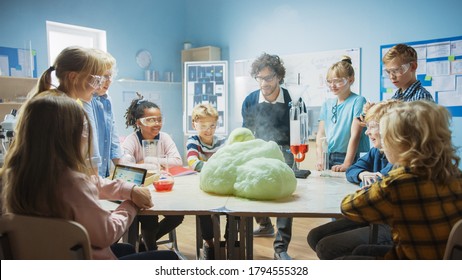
[331,103,338,124]
[194,121,217,131]
[139,116,162,127]
[326,77,347,88]
[88,75,108,89]
[255,73,277,83]
[384,63,410,77]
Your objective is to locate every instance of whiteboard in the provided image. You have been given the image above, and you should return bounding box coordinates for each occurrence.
[234,48,361,123]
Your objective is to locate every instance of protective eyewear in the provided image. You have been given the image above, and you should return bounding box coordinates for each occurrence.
[326,77,347,88]
[88,75,107,89]
[384,63,410,77]
[194,122,217,131]
[139,116,163,127]
[255,73,277,83]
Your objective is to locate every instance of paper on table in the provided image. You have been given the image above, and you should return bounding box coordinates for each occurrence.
[169,166,197,177]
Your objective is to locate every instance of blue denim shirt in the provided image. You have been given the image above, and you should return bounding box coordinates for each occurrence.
[90,94,122,177]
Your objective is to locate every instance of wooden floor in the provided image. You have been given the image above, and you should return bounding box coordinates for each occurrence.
[157,215,330,260]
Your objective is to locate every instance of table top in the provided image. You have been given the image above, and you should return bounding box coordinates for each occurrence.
[224,171,358,218]
[141,174,230,215]
[136,170,358,218]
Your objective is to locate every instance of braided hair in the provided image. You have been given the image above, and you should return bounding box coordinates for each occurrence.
[124,93,160,131]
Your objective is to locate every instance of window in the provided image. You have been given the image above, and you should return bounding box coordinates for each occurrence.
[46,20,106,67]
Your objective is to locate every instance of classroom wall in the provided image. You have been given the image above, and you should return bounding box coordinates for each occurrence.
[0,0,186,81]
[1,0,462,163]
[183,0,462,164]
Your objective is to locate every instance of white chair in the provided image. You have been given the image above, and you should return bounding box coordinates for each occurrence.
[0,213,91,260]
[443,219,462,260]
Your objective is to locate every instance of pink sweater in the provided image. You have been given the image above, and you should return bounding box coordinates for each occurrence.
[122,131,183,167]
[60,169,138,260]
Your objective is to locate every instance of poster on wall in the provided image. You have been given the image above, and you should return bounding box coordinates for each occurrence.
[0,46,38,77]
[184,61,228,135]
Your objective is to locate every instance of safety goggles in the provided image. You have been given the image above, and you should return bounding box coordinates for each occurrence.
[139,116,163,127]
[326,77,347,88]
[194,121,217,131]
[88,75,107,89]
[384,63,410,77]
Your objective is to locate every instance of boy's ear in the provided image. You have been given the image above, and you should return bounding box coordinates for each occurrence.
[410,61,418,72]
[191,121,196,130]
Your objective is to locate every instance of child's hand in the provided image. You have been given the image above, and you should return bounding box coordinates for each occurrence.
[131,186,153,209]
[331,164,348,172]
[316,162,324,171]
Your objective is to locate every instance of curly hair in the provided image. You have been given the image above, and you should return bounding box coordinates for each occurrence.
[380,100,461,183]
[124,93,160,130]
[250,53,286,84]
[365,99,402,123]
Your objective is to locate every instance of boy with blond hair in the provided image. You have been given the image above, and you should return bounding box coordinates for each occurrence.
[187,103,226,172]
[186,103,226,259]
[383,44,434,102]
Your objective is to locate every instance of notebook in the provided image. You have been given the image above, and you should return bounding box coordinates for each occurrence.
[111,164,147,186]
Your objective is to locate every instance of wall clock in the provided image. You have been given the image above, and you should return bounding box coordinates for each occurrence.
[135,49,152,69]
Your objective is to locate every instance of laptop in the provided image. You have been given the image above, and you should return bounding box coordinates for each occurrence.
[112,164,147,186]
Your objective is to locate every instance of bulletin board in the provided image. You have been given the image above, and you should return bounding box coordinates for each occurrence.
[234,48,361,122]
[184,61,228,135]
[380,36,462,116]
[0,46,37,78]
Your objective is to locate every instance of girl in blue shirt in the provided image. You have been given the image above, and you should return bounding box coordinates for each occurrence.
[316,56,369,172]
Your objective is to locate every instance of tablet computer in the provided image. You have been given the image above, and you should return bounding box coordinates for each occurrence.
[112,164,147,186]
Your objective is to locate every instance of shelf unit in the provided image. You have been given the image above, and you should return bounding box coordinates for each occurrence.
[0,76,37,117]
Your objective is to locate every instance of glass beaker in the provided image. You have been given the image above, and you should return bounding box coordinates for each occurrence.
[142,139,158,165]
[153,155,174,192]
[320,137,331,177]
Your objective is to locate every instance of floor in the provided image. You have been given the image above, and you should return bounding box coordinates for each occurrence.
[157,215,330,260]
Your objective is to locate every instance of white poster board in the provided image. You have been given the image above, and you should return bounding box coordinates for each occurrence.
[184,61,228,135]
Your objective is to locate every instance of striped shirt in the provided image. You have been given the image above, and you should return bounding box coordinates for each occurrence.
[341,166,462,259]
[391,80,434,102]
[186,135,226,171]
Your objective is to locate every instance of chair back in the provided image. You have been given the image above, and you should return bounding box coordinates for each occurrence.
[443,219,462,260]
[0,213,92,260]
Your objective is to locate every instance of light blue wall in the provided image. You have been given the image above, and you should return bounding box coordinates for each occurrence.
[1,0,462,163]
[0,0,186,81]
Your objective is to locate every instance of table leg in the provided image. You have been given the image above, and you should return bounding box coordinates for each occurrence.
[245,217,253,260]
[227,215,238,259]
[211,214,223,259]
[195,216,202,259]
